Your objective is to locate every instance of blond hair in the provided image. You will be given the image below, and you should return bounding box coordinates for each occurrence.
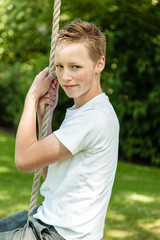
[56,19,106,63]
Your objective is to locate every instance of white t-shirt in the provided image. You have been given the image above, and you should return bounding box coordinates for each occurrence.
[34,93,119,240]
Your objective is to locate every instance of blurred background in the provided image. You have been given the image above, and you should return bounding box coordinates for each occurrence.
[0,0,160,239]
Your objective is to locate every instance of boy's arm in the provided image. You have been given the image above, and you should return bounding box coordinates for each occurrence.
[15,68,72,173]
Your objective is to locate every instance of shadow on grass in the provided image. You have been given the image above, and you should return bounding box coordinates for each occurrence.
[104,162,160,240]
[0,164,44,217]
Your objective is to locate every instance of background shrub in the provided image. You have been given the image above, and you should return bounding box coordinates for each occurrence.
[0,0,160,165]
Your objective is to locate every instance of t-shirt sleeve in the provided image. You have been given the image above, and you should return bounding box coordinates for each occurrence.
[53,109,108,155]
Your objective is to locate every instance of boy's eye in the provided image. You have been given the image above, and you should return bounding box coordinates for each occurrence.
[56,65,63,69]
[72,65,80,69]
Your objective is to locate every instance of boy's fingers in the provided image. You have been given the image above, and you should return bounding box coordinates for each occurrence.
[40,96,55,106]
[38,67,49,78]
[45,92,56,101]
[55,80,59,93]
[45,71,56,83]
[37,69,56,84]
[48,87,54,94]
[51,79,58,90]
[39,97,51,106]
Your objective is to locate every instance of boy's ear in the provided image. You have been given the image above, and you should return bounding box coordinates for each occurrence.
[95,56,105,74]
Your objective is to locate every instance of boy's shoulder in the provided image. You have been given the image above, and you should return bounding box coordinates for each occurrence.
[64,93,119,130]
[70,93,118,126]
[83,93,119,131]
[79,93,109,112]
[83,93,116,118]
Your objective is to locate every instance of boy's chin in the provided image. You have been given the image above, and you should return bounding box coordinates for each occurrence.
[63,90,77,99]
[64,92,75,99]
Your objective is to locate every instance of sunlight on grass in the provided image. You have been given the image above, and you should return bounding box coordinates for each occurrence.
[0,190,10,200]
[0,166,10,172]
[108,211,126,221]
[138,219,160,238]
[106,229,135,239]
[0,135,7,142]
[13,203,30,211]
[127,193,154,203]
[0,195,10,201]
[0,155,12,161]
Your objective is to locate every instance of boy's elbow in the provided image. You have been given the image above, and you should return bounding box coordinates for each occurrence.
[15,153,33,173]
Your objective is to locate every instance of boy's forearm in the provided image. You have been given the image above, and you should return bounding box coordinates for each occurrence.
[15,95,38,168]
[15,95,53,176]
[15,68,59,172]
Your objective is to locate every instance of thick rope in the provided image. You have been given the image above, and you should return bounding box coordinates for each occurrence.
[28,0,61,217]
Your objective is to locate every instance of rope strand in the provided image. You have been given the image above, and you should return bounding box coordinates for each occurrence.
[28,0,61,217]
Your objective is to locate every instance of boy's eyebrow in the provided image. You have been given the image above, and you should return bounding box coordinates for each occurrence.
[55,61,62,65]
[55,61,82,65]
[68,62,81,65]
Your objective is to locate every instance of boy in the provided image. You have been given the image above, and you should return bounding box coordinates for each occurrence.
[0,19,119,240]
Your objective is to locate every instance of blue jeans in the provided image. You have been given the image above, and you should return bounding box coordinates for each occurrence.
[0,208,66,239]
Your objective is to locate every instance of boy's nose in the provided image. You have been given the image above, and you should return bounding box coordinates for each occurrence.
[62,69,72,82]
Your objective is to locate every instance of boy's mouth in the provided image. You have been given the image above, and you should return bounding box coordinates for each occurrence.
[63,85,77,89]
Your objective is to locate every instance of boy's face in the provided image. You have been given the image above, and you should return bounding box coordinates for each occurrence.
[55,42,103,108]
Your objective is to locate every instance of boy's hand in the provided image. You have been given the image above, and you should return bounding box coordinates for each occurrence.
[28,67,56,101]
[37,78,59,120]
[27,67,59,121]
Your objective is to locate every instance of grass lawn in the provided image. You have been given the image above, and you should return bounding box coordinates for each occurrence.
[0,129,160,240]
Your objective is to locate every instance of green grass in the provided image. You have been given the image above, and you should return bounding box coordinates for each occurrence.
[0,130,44,215]
[0,129,160,240]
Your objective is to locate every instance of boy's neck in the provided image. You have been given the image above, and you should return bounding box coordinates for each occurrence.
[74,85,103,109]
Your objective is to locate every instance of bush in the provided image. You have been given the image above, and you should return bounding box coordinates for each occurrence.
[0,0,160,165]
[107,2,160,165]
[104,1,160,165]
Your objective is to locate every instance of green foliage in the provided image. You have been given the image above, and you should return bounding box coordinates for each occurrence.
[105,1,160,165]
[0,0,160,165]
[0,0,50,127]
